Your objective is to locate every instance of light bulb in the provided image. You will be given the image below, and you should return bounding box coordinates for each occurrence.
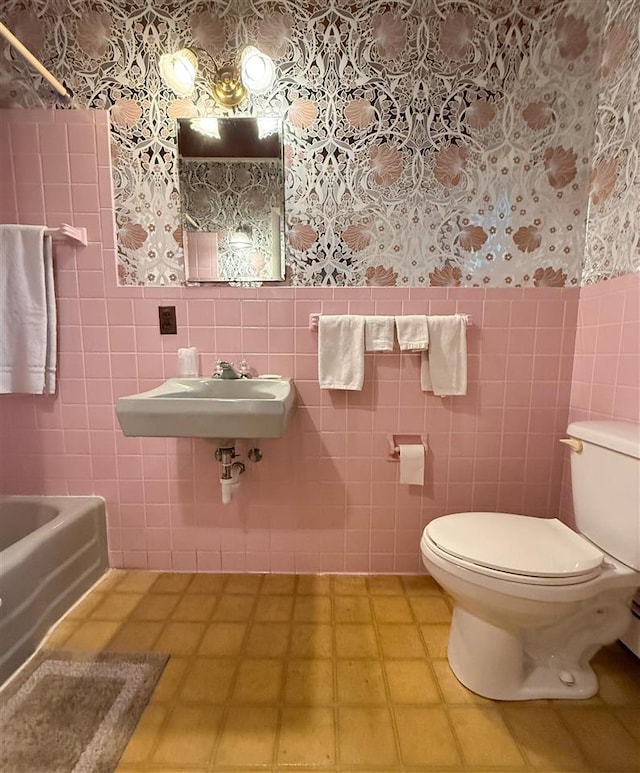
[191,117,221,140]
[159,49,198,97]
[240,46,275,94]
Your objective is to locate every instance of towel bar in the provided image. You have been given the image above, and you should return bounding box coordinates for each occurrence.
[45,223,88,247]
[309,312,472,331]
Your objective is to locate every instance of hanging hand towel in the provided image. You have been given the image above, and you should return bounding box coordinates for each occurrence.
[318,315,365,390]
[394,315,429,350]
[365,316,394,351]
[421,314,467,396]
[0,225,57,394]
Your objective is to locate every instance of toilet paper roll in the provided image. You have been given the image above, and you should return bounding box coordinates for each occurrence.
[178,347,199,377]
[398,444,424,485]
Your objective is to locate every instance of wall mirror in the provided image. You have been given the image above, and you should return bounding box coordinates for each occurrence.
[177,117,285,283]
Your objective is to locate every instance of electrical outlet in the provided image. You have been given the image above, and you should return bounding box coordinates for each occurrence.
[158,306,177,334]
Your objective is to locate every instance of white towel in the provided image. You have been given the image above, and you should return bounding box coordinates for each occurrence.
[365,316,394,351]
[421,314,467,396]
[395,315,429,350]
[318,315,365,390]
[0,225,57,394]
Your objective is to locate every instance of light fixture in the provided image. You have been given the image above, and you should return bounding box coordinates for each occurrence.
[191,116,221,139]
[228,225,253,253]
[158,48,198,97]
[257,116,280,140]
[240,46,276,94]
[159,45,275,109]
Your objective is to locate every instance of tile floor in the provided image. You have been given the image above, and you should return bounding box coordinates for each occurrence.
[41,570,640,773]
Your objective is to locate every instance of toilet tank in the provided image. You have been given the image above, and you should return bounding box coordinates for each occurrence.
[567,420,640,570]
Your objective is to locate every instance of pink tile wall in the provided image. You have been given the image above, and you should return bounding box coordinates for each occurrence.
[569,273,639,424]
[559,272,640,521]
[0,109,581,573]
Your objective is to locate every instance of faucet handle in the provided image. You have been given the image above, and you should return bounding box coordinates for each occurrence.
[237,359,254,378]
[212,359,227,378]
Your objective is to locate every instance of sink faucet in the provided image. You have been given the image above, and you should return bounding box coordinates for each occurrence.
[214,361,241,379]
[213,360,254,379]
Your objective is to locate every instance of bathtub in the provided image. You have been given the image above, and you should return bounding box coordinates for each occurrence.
[0,496,108,683]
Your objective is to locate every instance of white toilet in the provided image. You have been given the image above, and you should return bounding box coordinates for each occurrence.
[420,420,640,700]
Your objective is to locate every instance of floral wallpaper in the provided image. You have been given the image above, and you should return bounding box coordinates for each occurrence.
[1,0,630,288]
[583,0,640,284]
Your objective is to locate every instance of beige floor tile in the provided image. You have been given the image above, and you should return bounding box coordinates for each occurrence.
[198,622,247,656]
[385,659,440,703]
[153,622,206,655]
[409,595,452,623]
[63,620,121,651]
[296,574,332,595]
[432,659,491,704]
[278,707,336,766]
[395,705,462,767]
[39,573,640,773]
[130,593,180,621]
[502,705,590,771]
[335,624,379,658]
[151,704,222,766]
[333,575,368,595]
[294,594,332,622]
[114,570,159,594]
[214,706,278,767]
[150,572,193,594]
[119,704,166,764]
[367,575,405,595]
[254,594,294,622]
[89,593,144,621]
[245,622,290,657]
[211,594,255,621]
[284,659,335,704]
[334,595,373,623]
[117,768,206,773]
[93,570,125,592]
[42,619,80,649]
[148,657,189,704]
[260,574,297,595]
[231,658,284,703]
[401,574,445,595]
[338,707,399,768]
[224,574,264,594]
[378,623,426,658]
[186,573,227,593]
[616,707,640,743]
[170,594,217,621]
[420,624,450,659]
[65,592,105,620]
[371,596,413,623]
[179,657,235,703]
[289,623,333,658]
[449,706,527,768]
[107,621,163,652]
[595,668,640,707]
[336,659,387,704]
[559,706,640,771]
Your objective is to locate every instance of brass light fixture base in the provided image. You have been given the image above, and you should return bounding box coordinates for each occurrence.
[211,62,248,109]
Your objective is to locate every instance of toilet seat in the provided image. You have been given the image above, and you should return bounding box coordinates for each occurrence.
[424,512,605,586]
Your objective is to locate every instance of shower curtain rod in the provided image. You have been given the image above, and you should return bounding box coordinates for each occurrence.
[0,21,69,98]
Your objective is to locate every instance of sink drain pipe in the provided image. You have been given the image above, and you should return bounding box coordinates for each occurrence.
[215,446,245,505]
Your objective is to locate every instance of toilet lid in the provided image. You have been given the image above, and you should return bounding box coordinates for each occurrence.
[426,513,604,579]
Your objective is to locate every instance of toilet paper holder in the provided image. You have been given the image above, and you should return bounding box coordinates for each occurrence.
[387,434,427,460]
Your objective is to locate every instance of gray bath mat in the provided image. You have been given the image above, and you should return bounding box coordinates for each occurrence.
[0,649,168,773]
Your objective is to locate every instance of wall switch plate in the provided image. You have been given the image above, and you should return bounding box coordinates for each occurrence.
[158,306,177,334]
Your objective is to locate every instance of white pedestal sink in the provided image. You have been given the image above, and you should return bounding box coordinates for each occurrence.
[115,377,295,440]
